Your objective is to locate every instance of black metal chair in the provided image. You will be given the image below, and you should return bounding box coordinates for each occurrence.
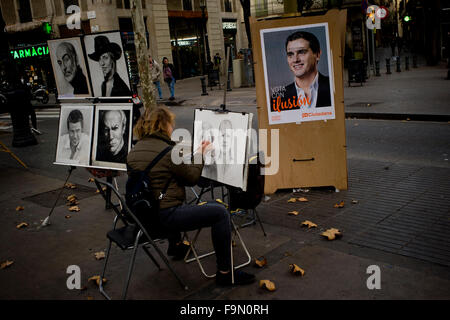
[94,178,188,300]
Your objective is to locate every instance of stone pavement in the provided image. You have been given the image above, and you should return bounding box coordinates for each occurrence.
[0,61,449,302]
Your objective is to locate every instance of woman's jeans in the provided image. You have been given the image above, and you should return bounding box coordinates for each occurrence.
[165,77,175,98]
[153,81,162,99]
[159,202,231,271]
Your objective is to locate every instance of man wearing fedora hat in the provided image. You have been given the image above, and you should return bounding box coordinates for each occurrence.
[88,35,131,97]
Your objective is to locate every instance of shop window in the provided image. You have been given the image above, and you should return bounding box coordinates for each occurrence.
[63,0,79,13]
[183,0,193,10]
[17,0,32,23]
[124,0,130,9]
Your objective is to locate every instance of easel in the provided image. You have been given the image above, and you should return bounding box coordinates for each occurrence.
[0,140,28,169]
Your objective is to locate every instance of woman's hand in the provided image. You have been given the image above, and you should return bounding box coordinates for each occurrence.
[197,140,211,155]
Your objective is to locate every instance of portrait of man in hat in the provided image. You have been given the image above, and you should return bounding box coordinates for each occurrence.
[85,33,131,97]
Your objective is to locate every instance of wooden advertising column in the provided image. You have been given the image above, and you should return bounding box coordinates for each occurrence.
[251,10,348,194]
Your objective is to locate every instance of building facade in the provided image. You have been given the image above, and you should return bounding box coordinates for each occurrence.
[0,0,248,88]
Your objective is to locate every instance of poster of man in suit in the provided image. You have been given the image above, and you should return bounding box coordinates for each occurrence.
[261,23,335,125]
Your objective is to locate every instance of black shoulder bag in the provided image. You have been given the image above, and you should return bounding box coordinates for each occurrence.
[125,146,173,238]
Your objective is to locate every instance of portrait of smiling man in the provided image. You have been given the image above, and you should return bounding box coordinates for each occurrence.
[281,31,331,109]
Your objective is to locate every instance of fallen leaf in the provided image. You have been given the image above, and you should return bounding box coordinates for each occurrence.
[94,251,106,260]
[182,240,190,246]
[334,201,345,208]
[65,183,77,189]
[298,197,308,202]
[197,201,207,206]
[95,189,100,194]
[16,222,28,229]
[88,178,94,182]
[321,228,343,240]
[1,260,14,269]
[215,199,228,208]
[287,198,297,203]
[289,264,305,276]
[288,211,299,216]
[65,215,71,219]
[259,280,276,291]
[351,199,359,204]
[67,194,77,202]
[254,256,267,268]
[284,252,292,257]
[69,206,80,212]
[66,200,79,206]
[301,220,317,229]
[88,275,107,286]
[15,206,24,211]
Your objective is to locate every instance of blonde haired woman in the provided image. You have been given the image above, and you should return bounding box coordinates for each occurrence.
[127,106,255,286]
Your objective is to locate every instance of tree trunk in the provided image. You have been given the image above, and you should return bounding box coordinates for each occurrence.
[130,0,156,110]
[240,0,252,49]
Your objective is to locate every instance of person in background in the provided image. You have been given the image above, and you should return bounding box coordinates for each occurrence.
[149,56,163,100]
[162,57,176,101]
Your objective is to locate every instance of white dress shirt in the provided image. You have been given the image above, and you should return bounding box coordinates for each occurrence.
[56,133,90,165]
[295,72,319,108]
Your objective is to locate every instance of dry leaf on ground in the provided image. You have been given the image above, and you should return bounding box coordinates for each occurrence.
[352,200,359,204]
[94,252,106,260]
[334,201,345,208]
[301,220,317,229]
[298,197,308,202]
[182,240,190,246]
[289,264,305,276]
[65,183,77,189]
[15,206,25,211]
[287,198,297,203]
[16,222,28,229]
[67,200,79,206]
[67,194,77,202]
[259,280,276,291]
[288,211,299,216]
[88,275,107,286]
[69,206,80,212]
[1,260,14,269]
[321,228,343,240]
[88,178,94,182]
[254,256,267,268]
[65,215,71,219]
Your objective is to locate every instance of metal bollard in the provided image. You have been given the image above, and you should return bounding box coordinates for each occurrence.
[200,77,208,96]
[227,73,232,91]
[413,55,418,68]
[396,56,401,72]
[375,60,380,76]
[405,56,409,70]
[386,58,391,74]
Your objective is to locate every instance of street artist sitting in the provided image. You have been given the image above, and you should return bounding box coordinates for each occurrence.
[126,106,255,286]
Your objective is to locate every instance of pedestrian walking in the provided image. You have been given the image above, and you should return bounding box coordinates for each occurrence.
[149,56,162,100]
[162,57,176,101]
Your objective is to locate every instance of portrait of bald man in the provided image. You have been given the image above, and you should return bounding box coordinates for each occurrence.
[95,108,130,165]
[48,38,91,98]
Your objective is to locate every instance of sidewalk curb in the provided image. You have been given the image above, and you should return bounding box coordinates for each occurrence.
[345,112,450,122]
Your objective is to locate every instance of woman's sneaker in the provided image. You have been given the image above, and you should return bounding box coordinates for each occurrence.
[216,270,255,286]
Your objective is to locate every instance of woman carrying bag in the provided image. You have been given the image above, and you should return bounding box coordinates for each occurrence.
[162,57,176,101]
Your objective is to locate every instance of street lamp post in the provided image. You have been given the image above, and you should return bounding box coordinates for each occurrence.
[200,0,211,74]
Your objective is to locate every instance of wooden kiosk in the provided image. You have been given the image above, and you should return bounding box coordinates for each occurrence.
[250,9,348,194]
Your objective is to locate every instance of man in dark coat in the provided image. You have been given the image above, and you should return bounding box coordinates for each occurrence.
[88,35,131,97]
[276,31,331,110]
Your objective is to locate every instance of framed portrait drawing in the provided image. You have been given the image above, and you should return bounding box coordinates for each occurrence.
[54,104,94,167]
[91,104,133,171]
[193,109,251,190]
[47,37,92,99]
[260,22,335,125]
[83,31,132,98]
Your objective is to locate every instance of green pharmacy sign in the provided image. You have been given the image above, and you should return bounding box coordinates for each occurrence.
[10,45,49,59]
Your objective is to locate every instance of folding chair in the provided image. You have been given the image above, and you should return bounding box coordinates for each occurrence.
[183,182,252,284]
[94,178,188,300]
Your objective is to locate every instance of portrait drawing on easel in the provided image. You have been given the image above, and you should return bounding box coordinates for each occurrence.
[47,37,92,99]
[54,104,94,167]
[91,104,133,171]
[193,109,251,190]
